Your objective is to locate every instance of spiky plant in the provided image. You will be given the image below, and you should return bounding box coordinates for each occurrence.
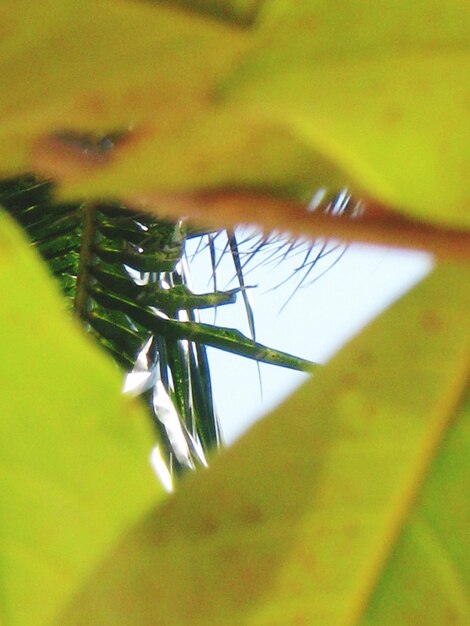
[1,175,346,488]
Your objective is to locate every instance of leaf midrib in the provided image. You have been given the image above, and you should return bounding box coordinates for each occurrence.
[350,349,470,625]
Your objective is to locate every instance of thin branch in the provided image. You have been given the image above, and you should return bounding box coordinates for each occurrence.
[74,202,97,319]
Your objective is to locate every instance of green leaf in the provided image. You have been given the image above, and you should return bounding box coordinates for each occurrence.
[57,262,470,625]
[0,210,161,626]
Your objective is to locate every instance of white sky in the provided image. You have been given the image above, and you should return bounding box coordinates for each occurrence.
[187,235,433,443]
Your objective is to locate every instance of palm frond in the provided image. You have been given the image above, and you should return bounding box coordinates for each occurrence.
[0,174,324,489]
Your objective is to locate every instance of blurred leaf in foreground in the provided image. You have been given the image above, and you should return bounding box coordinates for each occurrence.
[0,210,160,626]
[222,0,470,226]
[57,262,470,625]
[4,1,469,231]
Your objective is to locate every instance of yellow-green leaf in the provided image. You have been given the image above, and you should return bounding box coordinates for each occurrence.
[48,113,345,203]
[0,210,161,626]
[57,263,470,625]
[151,0,266,25]
[0,0,345,203]
[361,394,470,624]
[0,1,248,169]
[222,0,470,226]
[4,1,469,230]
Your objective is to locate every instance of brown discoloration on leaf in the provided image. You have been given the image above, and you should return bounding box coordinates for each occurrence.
[421,310,445,334]
[341,372,359,390]
[356,350,375,367]
[32,126,149,181]
[218,545,239,564]
[382,106,404,127]
[197,516,219,537]
[239,504,263,526]
[365,402,379,419]
[0,9,14,40]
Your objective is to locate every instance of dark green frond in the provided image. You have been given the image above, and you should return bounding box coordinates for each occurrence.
[1,174,321,487]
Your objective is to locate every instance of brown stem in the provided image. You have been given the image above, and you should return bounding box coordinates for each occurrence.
[127,190,470,261]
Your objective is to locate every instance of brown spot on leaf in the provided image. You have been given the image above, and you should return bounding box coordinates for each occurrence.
[421,310,445,333]
[341,371,358,390]
[0,10,14,41]
[364,401,378,419]
[218,545,239,564]
[240,504,263,526]
[196,516,218,537]
[356,349,374,367]
[382,106,404,127]
[32,125,147,182]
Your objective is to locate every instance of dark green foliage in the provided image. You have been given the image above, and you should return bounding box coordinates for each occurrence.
[0,175,315,481]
